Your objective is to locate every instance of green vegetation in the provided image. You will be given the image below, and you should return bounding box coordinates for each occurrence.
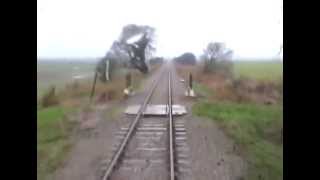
[233,61,283,81]
[37,106,76,180]
[37,61,161,179]
[193,82,212,98]
[193,101,283,180]
[176,61,283,179]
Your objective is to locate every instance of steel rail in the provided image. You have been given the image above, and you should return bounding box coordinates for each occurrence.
[168,69,175,180]
[102,69,165,180]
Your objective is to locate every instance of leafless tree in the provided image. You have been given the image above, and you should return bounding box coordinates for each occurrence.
[202,42,233,73]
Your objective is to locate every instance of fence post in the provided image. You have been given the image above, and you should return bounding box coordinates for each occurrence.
[90,71,98,102]
[126,72,132,89]
[185,72,195,97]
[124,72,132,96]
[189,73,193,89]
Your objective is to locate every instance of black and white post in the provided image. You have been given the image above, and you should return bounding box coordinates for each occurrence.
[124,72,133,96]
[185,73,195,97]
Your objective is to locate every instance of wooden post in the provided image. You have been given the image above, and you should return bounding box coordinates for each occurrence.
[189,73,193,89]
[126,72,132,89]
[124,72,132,97]
[186,72,195,97]
[90,71,98,102]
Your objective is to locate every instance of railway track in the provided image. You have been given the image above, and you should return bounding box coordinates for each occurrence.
[100,66,191,180]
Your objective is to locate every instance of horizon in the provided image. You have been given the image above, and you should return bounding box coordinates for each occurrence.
[37,57,283,62]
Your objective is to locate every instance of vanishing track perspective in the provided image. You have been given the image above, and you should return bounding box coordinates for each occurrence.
[100,65,191,180]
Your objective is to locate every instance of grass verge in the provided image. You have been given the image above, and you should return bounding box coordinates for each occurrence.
[37,106,76,180]
[193,101,283,180]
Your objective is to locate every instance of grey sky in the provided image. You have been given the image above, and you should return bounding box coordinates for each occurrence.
[37,0,283,60]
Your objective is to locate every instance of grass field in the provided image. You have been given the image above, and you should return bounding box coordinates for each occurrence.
[37,60,156,99]
[37,60,96,98]
[233,61,283,81]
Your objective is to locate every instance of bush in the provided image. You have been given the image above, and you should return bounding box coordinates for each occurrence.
[215,60,234,78]
[231,77,282,105]
[41,86,59,108]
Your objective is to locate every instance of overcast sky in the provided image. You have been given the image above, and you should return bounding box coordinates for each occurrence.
[37,0,283,60]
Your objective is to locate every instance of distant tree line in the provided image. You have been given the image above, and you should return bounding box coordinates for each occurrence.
[173,42,234,76]
[174,52,196,65]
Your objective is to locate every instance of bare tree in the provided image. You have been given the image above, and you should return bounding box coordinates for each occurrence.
[202,42,233,73]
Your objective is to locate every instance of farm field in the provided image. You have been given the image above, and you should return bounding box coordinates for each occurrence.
[37,60,96,98]
[233,61,283,81]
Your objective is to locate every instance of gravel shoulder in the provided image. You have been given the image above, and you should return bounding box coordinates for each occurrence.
[171,65,247,180]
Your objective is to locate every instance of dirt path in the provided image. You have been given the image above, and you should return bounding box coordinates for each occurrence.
[54,63,246,180]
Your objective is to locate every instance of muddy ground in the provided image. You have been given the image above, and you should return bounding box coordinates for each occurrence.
[53,63,246,180]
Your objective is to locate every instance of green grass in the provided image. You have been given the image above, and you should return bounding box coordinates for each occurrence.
[193,82,212,98]
[37,106,76,180]
[193,101,283,180]
[233,61,283,81]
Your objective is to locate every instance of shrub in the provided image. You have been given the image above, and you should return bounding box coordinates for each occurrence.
[41,86,59,108]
